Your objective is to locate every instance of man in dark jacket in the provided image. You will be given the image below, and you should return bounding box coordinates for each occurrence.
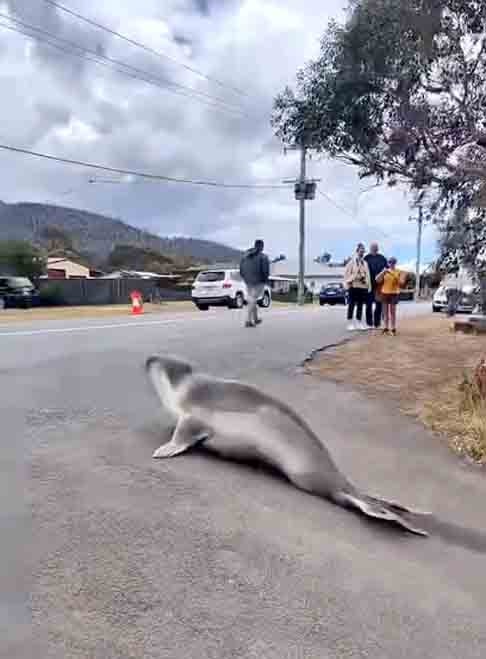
[239,239,270,327]
[364,241,388,329]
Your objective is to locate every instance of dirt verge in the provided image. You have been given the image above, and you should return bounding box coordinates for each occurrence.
[0,300,292,324]
[0,301,195,323]
[306,314,486,465]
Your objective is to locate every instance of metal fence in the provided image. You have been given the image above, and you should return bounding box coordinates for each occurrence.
[38,278,191,306]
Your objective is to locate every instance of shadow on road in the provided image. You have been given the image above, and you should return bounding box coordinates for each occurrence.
[413,514,486,555]
[140,421,486,555]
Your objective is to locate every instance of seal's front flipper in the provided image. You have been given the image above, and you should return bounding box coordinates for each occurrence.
[152,416,211,459]
[336,491,429,537]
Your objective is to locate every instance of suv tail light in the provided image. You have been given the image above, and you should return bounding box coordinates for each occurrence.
[222,283,232,289]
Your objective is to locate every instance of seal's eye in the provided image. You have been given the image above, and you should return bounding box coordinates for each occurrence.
[165,360,193,386]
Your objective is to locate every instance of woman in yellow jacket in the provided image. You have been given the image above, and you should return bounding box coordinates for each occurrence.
[376,257,408,335]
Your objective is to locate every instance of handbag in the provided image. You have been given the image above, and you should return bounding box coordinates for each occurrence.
[374,270,386,302]
[375,281,384,302]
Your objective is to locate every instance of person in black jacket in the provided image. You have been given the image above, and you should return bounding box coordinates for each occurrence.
[239,239,270,328]
[364,242,388,329]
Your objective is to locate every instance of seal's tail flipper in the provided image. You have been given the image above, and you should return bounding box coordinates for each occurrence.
[336,490,429,536]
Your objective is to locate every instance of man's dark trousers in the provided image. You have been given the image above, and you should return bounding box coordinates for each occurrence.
[366,289,383,328]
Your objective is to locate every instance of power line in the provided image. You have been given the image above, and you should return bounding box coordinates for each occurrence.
[0,142,294,190]
[87,174,287,185]
[40,0,247,98]
[0,19,124,76]
[317,187,390,239]
[0,18,231,118]
[0,13,246,117]
[1,12,244,115]
[317,188,356,218]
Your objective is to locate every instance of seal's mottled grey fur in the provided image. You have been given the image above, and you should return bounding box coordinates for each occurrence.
[146,354,429,536]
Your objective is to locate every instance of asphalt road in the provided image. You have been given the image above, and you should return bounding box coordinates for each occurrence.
[2,302,485,658]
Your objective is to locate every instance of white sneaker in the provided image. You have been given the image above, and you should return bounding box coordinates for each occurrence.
[357,322,369,331]
[347,322,356,331]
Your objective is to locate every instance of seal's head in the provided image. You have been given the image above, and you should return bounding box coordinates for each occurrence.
[145,355,194,388]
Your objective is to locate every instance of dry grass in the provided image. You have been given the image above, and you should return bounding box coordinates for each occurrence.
[0,301,196,323]
[307,314,486,465]
[422,376,486,464]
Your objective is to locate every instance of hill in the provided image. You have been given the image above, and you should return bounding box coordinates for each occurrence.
[0,201,242,266]
[107,244,180,274]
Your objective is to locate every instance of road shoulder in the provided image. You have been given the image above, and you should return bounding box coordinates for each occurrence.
[305,314,486,466]
[0,301,197,323]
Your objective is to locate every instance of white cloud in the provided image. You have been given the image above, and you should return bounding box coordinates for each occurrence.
[398,260,434,274]
[0,0,437,263]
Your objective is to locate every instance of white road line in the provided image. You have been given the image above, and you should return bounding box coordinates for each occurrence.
[0,307,314,337]
[0,318,179,337]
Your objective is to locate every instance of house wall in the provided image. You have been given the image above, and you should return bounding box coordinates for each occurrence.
[268,279,292,294]
[273,274,345,290]
[47,268,66,280]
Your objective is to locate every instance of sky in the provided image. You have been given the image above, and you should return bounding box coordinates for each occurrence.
[0,0,438,266]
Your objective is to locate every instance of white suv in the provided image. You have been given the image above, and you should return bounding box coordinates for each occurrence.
[432,286,448,313]
[191,269,272,311]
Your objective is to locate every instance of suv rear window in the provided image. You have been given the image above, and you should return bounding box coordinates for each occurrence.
[197,271,225,282]
[9,277,33,288]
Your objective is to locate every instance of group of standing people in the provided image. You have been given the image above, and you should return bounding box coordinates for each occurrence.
[344,242,406,335]
[238,238,406,335]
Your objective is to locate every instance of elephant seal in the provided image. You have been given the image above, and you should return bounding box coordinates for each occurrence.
[145,354,428,536]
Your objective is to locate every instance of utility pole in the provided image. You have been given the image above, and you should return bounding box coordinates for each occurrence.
[283,141,320,306]
[298,142,306,306]
[415,203,423,301]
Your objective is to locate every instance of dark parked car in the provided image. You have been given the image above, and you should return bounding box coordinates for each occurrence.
[319,282,347,306]
[0,276,40,309]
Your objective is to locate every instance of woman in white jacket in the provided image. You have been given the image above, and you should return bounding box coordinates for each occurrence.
[344,243,372,331]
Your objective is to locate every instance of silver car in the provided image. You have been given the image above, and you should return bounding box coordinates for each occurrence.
[433,285,478,314]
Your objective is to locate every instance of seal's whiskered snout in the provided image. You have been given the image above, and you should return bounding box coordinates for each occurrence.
[145,357,168,407]
[145,354,193,388]
[145,355,162,372]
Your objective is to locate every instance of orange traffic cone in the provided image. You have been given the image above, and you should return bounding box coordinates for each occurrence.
[130,291,144,315]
